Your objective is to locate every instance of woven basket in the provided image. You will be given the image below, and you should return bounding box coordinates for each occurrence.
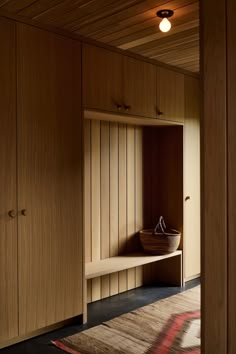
[139,216,181,255]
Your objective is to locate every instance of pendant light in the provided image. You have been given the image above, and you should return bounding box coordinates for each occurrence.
[156,9,174,33]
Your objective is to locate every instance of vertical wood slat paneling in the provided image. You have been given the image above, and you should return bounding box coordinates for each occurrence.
[91,120,101,262]
[109,122,119,294]
[118,124,128,293]
[118,124,127,255]
[85,120,143,302]
[101,121,110,259]
[0,17,18,343]
[127,126,136,253]
[91,120,101,300]
[201,0,228,353]
[227,0,236,352]
[110,123,119,257]
[84,120,91,263]
[100,121,110,298]
[135,127,144,287]
[127,126,136,290]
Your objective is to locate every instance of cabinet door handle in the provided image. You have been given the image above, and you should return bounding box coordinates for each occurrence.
[124,105,131,111]
[117,104,122,111]
[185,196,190,201]
[8,210,17,218]
[21,209,27,216]
[157,110,164,116]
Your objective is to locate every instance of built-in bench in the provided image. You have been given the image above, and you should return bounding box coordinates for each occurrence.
[85,250,182,282]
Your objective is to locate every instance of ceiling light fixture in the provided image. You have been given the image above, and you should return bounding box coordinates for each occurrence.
[156,9,174,33]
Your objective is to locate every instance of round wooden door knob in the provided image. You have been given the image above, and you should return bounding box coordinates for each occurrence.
[21,209,27,216]
[8,210,17,218]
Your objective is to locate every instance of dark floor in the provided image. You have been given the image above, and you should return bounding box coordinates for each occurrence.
[1,279,200,354]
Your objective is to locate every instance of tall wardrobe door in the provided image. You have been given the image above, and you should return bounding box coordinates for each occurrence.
[0,18,18,344]
[184,76,200,280]
[17,24,83,334]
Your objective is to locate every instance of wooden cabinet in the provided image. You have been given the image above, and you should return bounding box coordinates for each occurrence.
[83,43,123,113]
[83,44,186,123]
[0,18,18,344]
[17,24,83,334]
[183,76,200,280]
[123,56,156,118]
[0,22,83,348]
[83,44,157,119]
[157,67,185,123]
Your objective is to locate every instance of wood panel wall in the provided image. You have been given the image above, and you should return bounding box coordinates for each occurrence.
[143,126,183,242]
[201,0,228,353]
[184,76,200,280]
[84,119,144,302]
[17,23,83,334]
[227,0,236,352]
[0,17,18,343]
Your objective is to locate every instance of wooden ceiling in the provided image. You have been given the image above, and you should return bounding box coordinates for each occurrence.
[0,0,199,73]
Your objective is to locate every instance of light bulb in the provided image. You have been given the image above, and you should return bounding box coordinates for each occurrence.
[159,17,171,32]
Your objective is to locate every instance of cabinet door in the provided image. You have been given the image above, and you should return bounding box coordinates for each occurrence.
[184,76,200,280]
[83,44,123,113]
[0,18,18,345]
[123,56,156,118]
[157,67,185,123]
[17,24,83,334]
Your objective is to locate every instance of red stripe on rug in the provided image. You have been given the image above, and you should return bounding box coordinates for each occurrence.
[52,340,81,354]
[179,350,200,354]
[153,311,200,354]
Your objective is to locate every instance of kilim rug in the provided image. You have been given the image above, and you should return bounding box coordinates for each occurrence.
[52,286,200,354]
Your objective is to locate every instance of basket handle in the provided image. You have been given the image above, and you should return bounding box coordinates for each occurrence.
[154,216,166,234]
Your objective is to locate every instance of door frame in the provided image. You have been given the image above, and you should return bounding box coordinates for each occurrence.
[200,0,235,353]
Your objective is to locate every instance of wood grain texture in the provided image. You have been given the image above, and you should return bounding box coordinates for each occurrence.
[0,17,18,344]
[135,127,143,232]
[84,109,184,127]
[17,23,83,334]
[127,126,136,252]
[143,127,183,239]
[201,0,228,352]
[157,67,185,123]
[83,43,123,113]
[149,253,183,286]
[91,120,101,262]
[84,119,91,263]
[84,120,144,302]
[123,56,156,118]
[109,123,119,257]
[86,251,182,279]
[227,0,236,352]
[183,76,200,280]
[0,0,199,72]
[101,121,110,259]
[118,123,127,255]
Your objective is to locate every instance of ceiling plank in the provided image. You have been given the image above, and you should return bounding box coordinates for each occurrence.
[1,0,38,12]
[73,0,195,37]
[131,26,198,54]
[97,1,198,43]
[147,39,199,59]
[0,0,199,72]
[108,5,198,46]
[17,0,66,17]
[119,19,199,50]
[67,0,144,31]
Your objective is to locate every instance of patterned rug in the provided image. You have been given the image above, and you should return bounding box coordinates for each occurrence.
[52,286,200,354]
